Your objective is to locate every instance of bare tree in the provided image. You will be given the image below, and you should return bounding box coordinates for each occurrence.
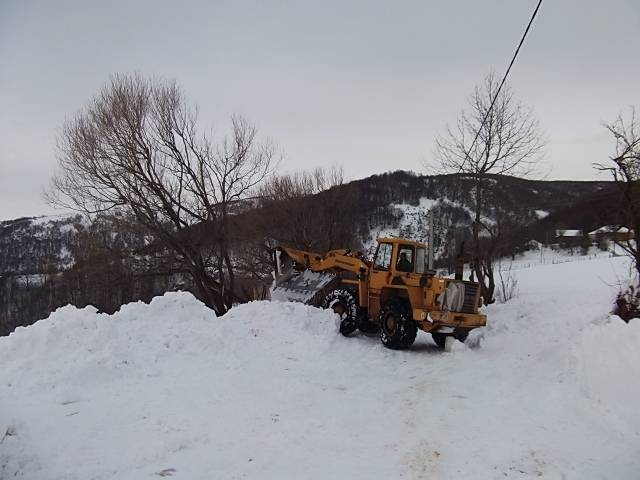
[496,259,519,303]
[595,107,640,278]
[257,165,355,252]
[433,72,545,304]
[47,73,275,315]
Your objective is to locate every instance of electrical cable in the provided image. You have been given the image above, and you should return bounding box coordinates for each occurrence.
[461,0,544,169]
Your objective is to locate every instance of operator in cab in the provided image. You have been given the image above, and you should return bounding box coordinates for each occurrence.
[396,251,413,272]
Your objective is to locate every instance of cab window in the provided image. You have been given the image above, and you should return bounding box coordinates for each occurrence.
[396,245,415,273]
[373,243,393,270]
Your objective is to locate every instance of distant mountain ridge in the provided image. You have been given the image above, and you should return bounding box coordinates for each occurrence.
[340,171,616,256]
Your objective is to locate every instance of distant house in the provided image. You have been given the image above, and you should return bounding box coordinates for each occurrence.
[554,229,585,248]
[555,229,583,239]
[588,226,635,242]
[526,239,543,249]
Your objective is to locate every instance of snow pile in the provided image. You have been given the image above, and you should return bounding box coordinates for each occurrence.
[0,295,346,480]
[2,257,640,479]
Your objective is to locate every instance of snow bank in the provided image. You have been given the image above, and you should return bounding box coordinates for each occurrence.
[575,316,640,414]
[0,293,339,399]
[0,294,347,480]
[2,257,640,479]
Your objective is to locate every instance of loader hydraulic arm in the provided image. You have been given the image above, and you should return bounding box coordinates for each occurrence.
[276,246,370,277]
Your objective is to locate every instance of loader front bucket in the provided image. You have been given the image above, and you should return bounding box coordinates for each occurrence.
[272,247,338,306]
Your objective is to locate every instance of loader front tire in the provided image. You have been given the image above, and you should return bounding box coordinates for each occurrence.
[454,328,469,343]
[431,332,447,349]
[322,288,358,336]
[432,329,468,349]
[379,300,417,350]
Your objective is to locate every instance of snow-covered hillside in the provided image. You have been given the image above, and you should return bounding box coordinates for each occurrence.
[363,196,467,256]
[363,194,502,259]
[1,256,639,479]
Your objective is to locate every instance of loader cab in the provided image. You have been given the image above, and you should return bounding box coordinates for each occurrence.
[368,238,429,319]
[372,238,429,276]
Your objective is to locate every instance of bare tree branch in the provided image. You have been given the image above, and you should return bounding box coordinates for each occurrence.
[595,106,640,279]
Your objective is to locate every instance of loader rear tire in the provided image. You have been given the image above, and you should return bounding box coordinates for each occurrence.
[322,288,358,336]
[379,300,417,350]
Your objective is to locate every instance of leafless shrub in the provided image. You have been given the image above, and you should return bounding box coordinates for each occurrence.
[595,107,640,280]
[496,259,519,304]
[614,283,640,322]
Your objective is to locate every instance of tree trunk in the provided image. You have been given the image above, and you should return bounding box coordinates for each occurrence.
[472,176,495,305]
[190,266,227,316]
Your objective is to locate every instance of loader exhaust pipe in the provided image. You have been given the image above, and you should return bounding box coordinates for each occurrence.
[428,213,434,271]
[454,241,465,280]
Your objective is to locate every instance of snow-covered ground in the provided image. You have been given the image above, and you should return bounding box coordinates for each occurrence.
[492,245,623,271]
[1,256,639,479]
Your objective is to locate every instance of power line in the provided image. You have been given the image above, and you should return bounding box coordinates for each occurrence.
[462,0,544,169]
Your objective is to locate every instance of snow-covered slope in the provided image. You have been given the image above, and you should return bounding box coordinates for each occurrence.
[363,196,468,256]
[362,194,500,259]
[1,256,639,479]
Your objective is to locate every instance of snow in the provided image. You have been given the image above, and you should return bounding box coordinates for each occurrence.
[2,257,640,479]
[590,225,615,235]
[535,209,549,219]
[28,213,89,229]
[588,225,633,235]
[364,196,472,252]
[365,198,438,250]
[491,246,616,272]
[27,214,74,227]
[13,274,46,287]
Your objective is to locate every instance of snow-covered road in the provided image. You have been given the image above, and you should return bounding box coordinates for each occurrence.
[1,256,639,479]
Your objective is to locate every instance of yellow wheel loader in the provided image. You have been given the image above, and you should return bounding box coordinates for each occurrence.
[273,237,487,350]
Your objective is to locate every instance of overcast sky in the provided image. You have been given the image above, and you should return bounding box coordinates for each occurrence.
[1,0,639,220]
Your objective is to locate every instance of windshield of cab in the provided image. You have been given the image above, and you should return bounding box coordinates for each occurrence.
[373,243,393,270]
